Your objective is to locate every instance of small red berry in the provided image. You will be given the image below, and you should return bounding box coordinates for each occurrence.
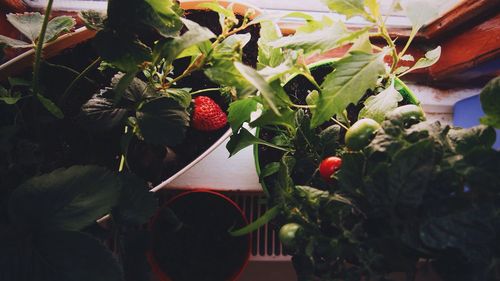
[319,156,342,182]
[191,96,227,132]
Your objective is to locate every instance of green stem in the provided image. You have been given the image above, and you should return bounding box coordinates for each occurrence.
[291,103,315,109]
[230,205,280,236]
[331,117,349,131]
[262,142,291,153]
[379,24,399,73]
[118,126,128,173]
[164,54,205,89]
[60,57,101,103]
[189,88,221,96]
[32,0,54,95]
[397,29,417,62]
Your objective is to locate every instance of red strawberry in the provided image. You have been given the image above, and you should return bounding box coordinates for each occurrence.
[191,96,227,131]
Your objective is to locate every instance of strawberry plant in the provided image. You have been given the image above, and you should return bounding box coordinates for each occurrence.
[226,1,500,280]
[0,0,267,280]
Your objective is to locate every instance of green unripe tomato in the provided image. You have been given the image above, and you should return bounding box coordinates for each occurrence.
[345,118,381,150]
[386,104,426,124]
[279,223,302,248]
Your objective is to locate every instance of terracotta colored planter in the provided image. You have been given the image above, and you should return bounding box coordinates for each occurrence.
[148,190,251,281]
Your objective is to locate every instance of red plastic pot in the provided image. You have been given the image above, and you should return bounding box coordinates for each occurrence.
[148,190,251,281]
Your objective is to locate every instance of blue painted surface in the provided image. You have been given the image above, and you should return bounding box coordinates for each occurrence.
[453,95,500,149]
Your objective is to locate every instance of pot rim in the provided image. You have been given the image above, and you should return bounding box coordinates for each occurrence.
[0,26,96,81]
[148,189,252,281]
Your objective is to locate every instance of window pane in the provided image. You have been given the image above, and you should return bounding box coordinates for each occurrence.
[25,0,464,28]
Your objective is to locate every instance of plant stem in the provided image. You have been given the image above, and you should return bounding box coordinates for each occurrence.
[32,0,54,95]
[264,142,291,153]
[164,54,205,89]
[60,57,101,103]
[330,117,349,131]
[189,88,221,96]
[378,23,399,73]
[291,103,315,109]
[397,30,417,62]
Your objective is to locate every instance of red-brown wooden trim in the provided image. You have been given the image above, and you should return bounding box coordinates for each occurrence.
[422,0,500,40]
[0,0,28,13]
[429,12,500,81]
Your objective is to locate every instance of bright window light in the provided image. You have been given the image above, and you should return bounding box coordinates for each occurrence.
[24,0,463,28]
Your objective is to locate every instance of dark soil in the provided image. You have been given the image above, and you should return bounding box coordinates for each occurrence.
[151,192,249,281]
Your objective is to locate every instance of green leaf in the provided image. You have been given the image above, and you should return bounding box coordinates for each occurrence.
[365,0,381,20]
[260,162,281,178]
[283,12,315,21]
[250,107,296,129]
[204,34,254,95]
[235,62,288,115]
[6,13,75,44]
[36,93,64,119]
[480,76,500,128]
[269,23,349,54]
[164,88,191,108]
[312,51,387,128]
[420,210,495,262]
[448,125,496,153]
[111,74,157,103]
[400,0,449,31]
[197,2,237,22]
[0,34,31,48]
[230,205,280,236]
[399,46,441,76]
[112,71,140,102]
[401,54,415,61]
[107,0,182,38]
[295,15,334,34]
[6,12,44,43]
[136,97,189,146]
[36,231,124,281]
[79,93,130,132]
[319,124,341,154]
[153,18,215,65]
[112,173,157,225]
[8,77,31,87]
[394,66,410,75]
[8,165,121,232]
[44,16,76,43]
[227,98,258,131]
[257,21,284,69]
[348,31,372,53]
[387,140,435,207]
[321,0,369,19]
[358,80,403,122]
[227,127,287,157]
[257,56,299,81]
[93,28,152,72]
[78,10,106,31]
[0,86,22,105]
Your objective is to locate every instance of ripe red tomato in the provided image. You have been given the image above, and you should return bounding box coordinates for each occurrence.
[319,156,342,182]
